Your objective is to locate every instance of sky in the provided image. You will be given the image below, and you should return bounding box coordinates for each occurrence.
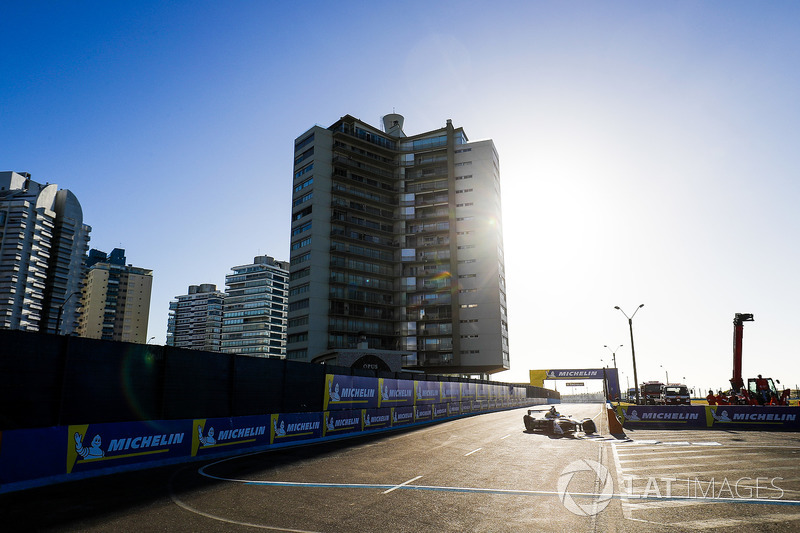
[3,1,800,394]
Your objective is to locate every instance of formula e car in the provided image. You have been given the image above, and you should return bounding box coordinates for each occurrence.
[523,407,597,436]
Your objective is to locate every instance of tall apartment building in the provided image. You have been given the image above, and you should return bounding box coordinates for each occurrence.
[221,255,289,357]
[287,114,509,375]
[77,248,152,343]
[166,283,224,351]
[0,171,91,334]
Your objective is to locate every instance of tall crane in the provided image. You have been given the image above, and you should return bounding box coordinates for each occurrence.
[729,313,753,393]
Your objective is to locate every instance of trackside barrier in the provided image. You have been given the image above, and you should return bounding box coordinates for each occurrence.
[615,405,800,431]
[0,378,547,494]
[606,402,625,435]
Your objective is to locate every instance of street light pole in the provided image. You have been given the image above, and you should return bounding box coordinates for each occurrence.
[57,291,82,335]
[615,304,644,405]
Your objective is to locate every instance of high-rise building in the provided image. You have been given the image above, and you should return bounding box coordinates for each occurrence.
[166,283,225,351]
[77,248,152,343]
[286,114,509,375]
[221,255,289,357]
[0,171,91,334]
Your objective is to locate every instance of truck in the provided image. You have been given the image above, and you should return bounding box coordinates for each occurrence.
[640,381,665,405]
[661,384,691,405]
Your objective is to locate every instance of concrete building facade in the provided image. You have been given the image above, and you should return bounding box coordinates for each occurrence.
[166,283,224,351]
[221,255,289,357]
[286,114,509,375]
[0,171,91,334]
[77,248,152,343]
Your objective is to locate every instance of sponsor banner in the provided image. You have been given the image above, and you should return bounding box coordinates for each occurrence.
[617,405,713,429]
[448,402,461,416]
[378,378,414,408]
[475,383,490,400]
[392,406,415,426]
[546,368,605,380]
[68,420,190,474]
[324,374,379,411]
[414,404,433,422]
[0,426,65,484]
[487,399,497,410]
[323,410,363,437]
[271,413,323,444]
[440,381,461,402]
[432,403,449,419]
[461,382,476,400]
[415,380,441,404]
[704,406,800,429]
[617,405,800,431]
[363,408,392,430]
[193,415,269,457]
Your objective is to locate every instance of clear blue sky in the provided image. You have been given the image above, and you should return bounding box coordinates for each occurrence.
[4,2,800,392]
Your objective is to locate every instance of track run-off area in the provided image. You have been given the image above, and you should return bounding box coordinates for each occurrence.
[3,403,800,532]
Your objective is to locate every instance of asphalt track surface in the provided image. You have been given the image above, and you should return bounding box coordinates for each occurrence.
[3,403,800,532]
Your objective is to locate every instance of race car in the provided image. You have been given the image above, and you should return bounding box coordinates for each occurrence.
[523,407,597,436]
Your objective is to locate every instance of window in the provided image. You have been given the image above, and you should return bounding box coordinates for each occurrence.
[288,299,309,311]
[295,133,314,151]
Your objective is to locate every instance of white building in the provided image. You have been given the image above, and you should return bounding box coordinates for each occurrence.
[287,114,509,375]
[167,283,224,351]
[0,171,91,334]
[221,255,289,357]
[77,248,152,343]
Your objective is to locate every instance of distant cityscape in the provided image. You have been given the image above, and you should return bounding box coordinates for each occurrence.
[1,113,509,377]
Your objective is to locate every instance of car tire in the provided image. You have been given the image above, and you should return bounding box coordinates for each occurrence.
[581,419,596,434]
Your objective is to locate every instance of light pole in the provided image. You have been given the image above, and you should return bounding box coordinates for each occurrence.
[615,304,644,405]
[603,344,622,371]
[660,364,669,384]
[57,291,82,335]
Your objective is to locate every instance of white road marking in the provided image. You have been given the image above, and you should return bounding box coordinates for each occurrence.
[383,475,423,494]
[464,447,483,456]
[500,434,511,440]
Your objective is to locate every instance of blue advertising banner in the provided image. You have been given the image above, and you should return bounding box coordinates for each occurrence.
[324,374,379,411]
[618,405,800,431]
[475,383,490,401]
[617,405,713,429]
[432,403,449,419]
[363,408,392,430]
[68,419,191,474]
[392,406,415,426]
[440,381,460,402]
[192,415,269,457]
[448,402,461,416]
[378,378,414,408]
[323,410,363,437]
[704,406,800,430]
[414,404,433,422]
[415,380,441,404]
[271,412,323,444]
[0,426,65,485]
[461,382,476,400]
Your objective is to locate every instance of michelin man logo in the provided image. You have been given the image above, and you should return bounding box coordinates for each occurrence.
[74,432,104,459]
[557,459,614,516]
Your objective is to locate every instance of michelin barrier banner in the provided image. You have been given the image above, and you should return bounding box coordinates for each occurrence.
[193,415,270,457]
[69,419,191,474]
[1,378,540,493]
[415,380,441,404]
[324,374,379,411]
[378,377,414,408]
[617,405,800,430]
